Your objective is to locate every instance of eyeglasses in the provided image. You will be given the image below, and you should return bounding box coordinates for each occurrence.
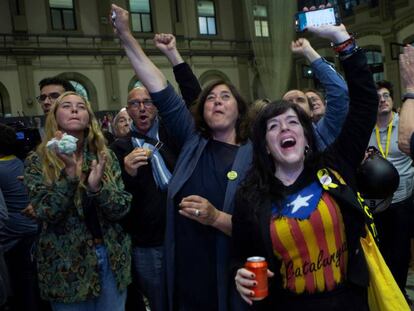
[378,93,391,100]
[127,99,154,109]
[205,92,234,102]
[36,92,61,103]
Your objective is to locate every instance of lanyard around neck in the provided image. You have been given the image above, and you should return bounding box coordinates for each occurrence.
[0,155,16,161]
[375,112,393,158]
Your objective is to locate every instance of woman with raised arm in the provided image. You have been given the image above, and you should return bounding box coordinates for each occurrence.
[24,92,132,311]
[112,4,250,311]
[232,23,382,309]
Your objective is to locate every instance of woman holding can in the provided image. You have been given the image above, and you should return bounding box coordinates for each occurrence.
[232,24,378,310]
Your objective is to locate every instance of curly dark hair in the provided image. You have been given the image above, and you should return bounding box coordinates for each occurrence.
[376,80,393,99]
[237,100,318,206]
[0,123,17,156]
[193,80,249,144]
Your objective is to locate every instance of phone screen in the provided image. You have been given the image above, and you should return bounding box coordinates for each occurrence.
[296,8,338,32]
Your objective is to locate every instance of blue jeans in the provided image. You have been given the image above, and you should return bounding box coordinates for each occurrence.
[51,245,126,311]
[132,245,165,311]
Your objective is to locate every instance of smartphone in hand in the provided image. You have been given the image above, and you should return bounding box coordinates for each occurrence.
[295,7,341,32]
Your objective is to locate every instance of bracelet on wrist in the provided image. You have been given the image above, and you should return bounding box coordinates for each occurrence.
[332,36,355,53]
[402,92,414,102]
[338,46,362,61]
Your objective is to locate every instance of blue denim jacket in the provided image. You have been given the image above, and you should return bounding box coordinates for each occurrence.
[312,58,349,151]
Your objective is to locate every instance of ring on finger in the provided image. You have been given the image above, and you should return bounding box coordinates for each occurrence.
[195,209,200,217]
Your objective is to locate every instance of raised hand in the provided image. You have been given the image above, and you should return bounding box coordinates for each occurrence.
[303,5,350,44]
[110,4,131,37]
[154,33,184,66]
[399,45,414,93]
[154,33,177,54]
[291,38,312,55]
[291,38,321,63]
[87,151,107,192]
[307,23,349,44]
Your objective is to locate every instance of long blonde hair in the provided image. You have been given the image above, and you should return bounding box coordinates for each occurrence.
[37,91,112,185]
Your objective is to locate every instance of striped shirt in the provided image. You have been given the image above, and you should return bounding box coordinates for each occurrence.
[270,183,348,294]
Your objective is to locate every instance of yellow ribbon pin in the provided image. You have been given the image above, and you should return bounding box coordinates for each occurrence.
[317,169,338,190]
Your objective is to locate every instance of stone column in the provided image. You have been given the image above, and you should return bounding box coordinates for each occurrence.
[16,56,37,116]
[103,56,121,110]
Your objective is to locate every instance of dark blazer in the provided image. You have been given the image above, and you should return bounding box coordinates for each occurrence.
[150,83,252,311]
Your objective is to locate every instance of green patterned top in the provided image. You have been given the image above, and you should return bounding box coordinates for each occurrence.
[24,148,132,303]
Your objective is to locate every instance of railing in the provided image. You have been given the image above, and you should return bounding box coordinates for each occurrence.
[0,33,253,58]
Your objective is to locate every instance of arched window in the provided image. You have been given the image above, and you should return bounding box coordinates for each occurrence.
[133,80,144,89]
[69,80,89,99]
[128,78,144,92]
[199,70,229,87]
[58,72,97,110]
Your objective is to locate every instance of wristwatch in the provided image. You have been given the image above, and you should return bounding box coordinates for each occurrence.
[402,92,414,102]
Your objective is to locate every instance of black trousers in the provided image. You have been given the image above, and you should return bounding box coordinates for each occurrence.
[276,284,369,311]
[375,195,414,296]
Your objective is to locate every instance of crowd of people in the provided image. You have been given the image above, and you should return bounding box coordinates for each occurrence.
[1,3,414,311]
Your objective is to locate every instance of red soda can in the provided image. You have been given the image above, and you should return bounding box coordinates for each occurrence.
[245,256,268,300]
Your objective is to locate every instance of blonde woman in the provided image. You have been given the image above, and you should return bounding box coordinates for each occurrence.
[24,92,132,311]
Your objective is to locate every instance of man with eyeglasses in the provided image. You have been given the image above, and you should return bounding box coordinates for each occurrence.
[37,77,75,115]
[110,86,180,311]
[367,79,414,304]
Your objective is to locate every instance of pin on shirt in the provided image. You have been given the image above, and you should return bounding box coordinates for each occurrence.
[227,170,238,181]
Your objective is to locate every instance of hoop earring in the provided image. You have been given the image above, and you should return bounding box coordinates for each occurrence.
[304,145,310,156]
